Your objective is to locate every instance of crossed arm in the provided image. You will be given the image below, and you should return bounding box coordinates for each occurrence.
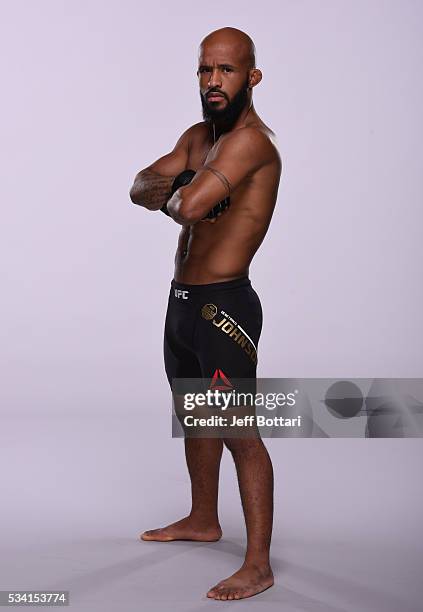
[129,129,190,211]
[129,127,268,225]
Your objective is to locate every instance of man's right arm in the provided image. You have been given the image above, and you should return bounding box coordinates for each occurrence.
[129,128,190,211]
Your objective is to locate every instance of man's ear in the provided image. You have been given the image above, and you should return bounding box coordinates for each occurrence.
[248,68,262,89]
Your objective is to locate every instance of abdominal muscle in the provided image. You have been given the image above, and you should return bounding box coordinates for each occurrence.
[173,210,264,284]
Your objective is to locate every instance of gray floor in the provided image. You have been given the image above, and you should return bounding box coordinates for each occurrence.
[1,414,422,611]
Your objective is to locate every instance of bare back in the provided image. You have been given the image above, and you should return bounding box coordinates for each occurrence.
[174,120,281,283]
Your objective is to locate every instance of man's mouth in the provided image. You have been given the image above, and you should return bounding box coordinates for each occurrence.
[207,92,225,103]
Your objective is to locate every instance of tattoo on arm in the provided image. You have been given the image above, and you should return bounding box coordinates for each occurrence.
[202,165,232,197]
[130,168,175,210]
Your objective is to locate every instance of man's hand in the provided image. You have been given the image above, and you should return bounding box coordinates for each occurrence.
[201,209,224,224]
[160,170,196,216]
[201,215,219,224]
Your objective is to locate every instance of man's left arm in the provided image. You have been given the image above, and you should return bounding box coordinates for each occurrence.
[167,128,270,225]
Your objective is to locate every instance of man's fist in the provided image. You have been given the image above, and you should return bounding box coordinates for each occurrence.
[161,169,231,222]
[160,170,196,216]
[202,196,231,221]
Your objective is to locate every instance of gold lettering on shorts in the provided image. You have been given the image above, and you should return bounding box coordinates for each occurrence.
[229,328,242,341]
[212,316,226,328]
[202,305,258,365]
[221,321,234,334]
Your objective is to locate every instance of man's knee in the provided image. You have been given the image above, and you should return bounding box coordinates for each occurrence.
[223,437,263,456]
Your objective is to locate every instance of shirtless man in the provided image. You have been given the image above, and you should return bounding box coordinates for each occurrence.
[129,26,282,601]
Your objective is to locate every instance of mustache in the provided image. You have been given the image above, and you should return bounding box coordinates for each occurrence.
[205,89,228,100]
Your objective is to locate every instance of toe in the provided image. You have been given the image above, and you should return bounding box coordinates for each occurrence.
[207,584,220,598]
[209,581,225,593]
[140,528,173,542]
[217,588,228,601]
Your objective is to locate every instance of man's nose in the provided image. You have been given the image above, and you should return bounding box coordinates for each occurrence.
[208,68,222,89]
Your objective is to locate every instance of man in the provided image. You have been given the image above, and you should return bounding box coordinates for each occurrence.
[129,26,282,601]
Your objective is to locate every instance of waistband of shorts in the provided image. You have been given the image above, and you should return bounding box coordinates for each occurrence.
[171,275,251,293]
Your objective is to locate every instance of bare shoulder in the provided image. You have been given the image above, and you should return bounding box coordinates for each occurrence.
[220,125,281,167]
[184,121,209,141]
[188,120,209,132]
[171,121,204,147]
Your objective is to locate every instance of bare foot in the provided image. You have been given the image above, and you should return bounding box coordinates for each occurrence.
[140,515,222,542]
[206,562,274,600]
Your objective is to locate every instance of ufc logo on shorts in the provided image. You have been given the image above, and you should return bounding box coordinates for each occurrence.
[174,289,189,299]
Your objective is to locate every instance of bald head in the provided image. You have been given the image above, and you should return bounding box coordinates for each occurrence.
[199,27,256,69]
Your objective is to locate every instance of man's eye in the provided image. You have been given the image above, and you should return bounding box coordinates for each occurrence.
[198,67,211,73]
[222,67,233,72]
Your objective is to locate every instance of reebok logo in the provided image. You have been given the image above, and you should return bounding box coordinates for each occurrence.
[210,369,233,391]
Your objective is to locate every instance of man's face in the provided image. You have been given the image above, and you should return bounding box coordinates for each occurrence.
[198,43,250,124]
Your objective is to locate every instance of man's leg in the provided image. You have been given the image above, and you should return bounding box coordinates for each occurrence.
[206,437,274,600]
[141,436,224,542]
[140,284,224,542]
[194,278,274,599]
[185,437,224,532]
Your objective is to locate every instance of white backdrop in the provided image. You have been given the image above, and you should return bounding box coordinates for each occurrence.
[0,3,422,611]
[1,1,422,420]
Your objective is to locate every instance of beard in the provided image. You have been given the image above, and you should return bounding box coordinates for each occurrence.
[200,77,250,128]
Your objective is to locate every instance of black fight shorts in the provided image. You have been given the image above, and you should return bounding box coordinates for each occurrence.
[164,276,263,389]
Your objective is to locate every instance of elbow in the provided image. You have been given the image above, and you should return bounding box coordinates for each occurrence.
[177,206,201,225]
[171,191,202,224]
[129,185,143,206]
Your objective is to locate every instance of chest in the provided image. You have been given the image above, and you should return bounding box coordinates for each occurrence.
[187,136,215,171]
